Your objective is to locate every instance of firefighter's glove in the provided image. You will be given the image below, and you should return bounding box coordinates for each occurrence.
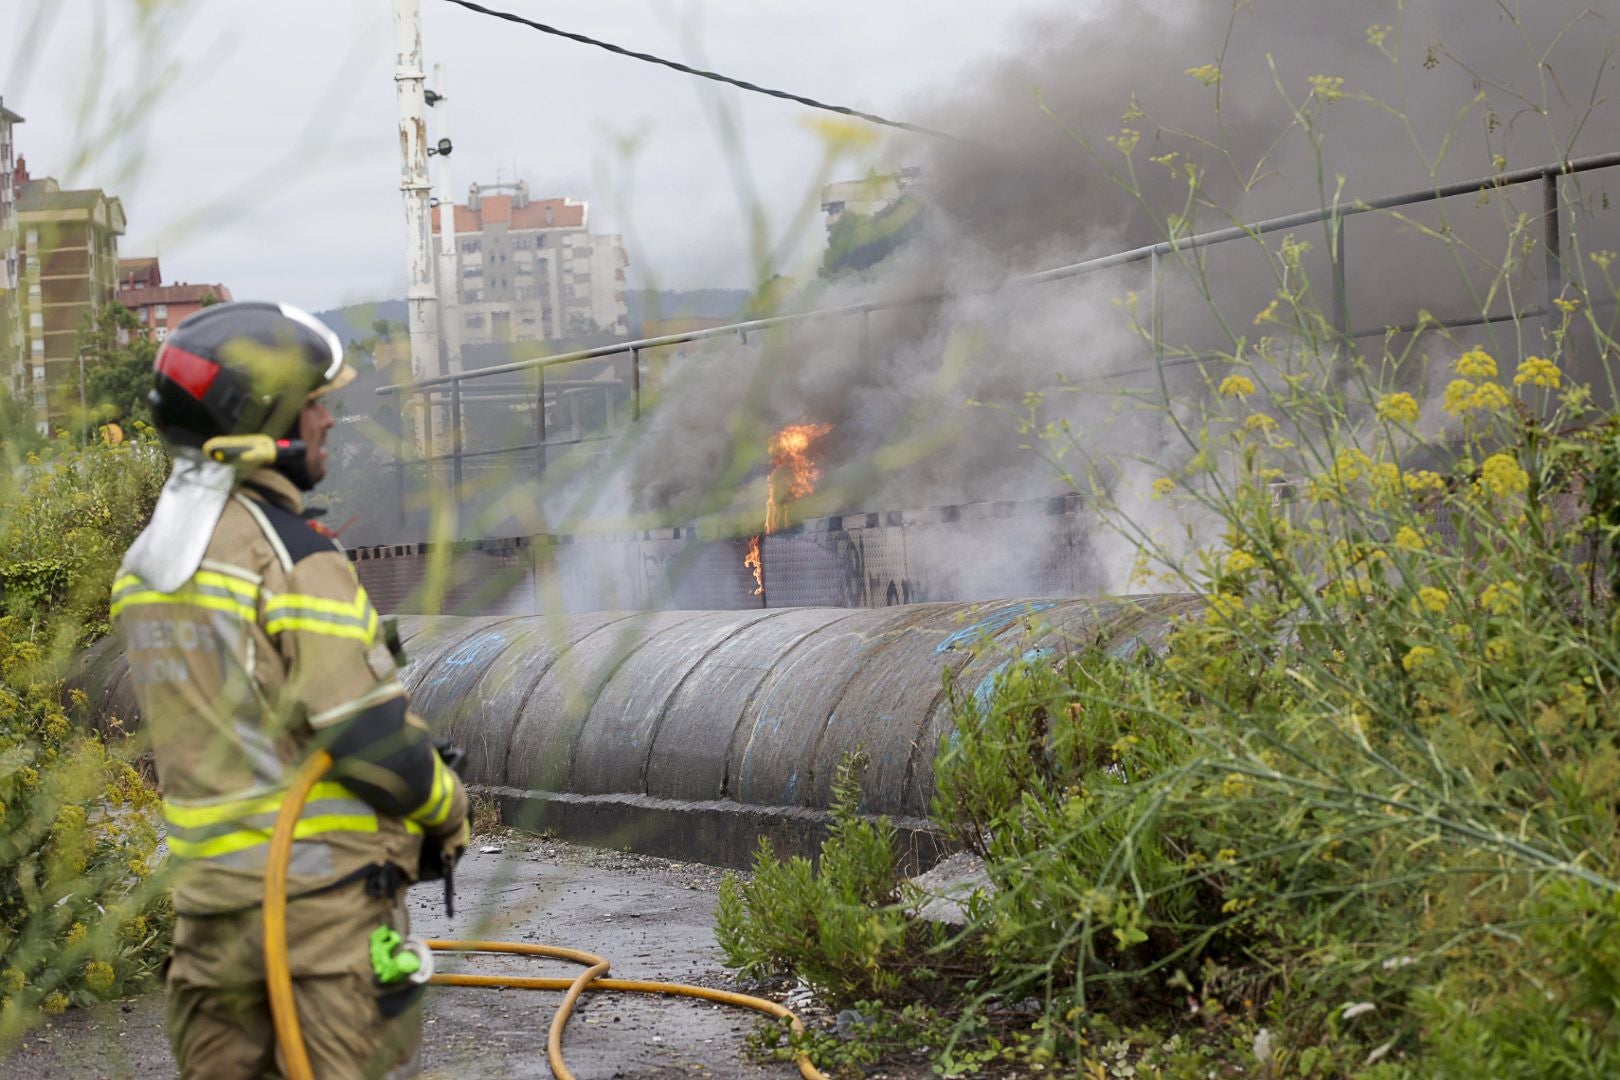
[418,817,469,883]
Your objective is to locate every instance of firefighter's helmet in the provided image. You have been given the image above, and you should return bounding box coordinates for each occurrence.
[148,301,353,448]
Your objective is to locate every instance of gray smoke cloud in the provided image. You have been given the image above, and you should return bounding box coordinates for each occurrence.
[367,1,1620,599]
[607,0,1620,572]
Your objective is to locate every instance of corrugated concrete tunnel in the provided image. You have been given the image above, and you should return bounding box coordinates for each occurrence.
[78,595,1197,869]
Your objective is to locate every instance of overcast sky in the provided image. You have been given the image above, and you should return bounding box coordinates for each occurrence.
[4,1,1064,312]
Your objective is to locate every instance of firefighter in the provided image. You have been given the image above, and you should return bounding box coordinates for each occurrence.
[113,301,468,1078]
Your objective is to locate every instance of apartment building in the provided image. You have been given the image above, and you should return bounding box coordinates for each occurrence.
[0,100,22,393]
[117,257,233,341]
[431,180,629,348]
[16,173,125,430]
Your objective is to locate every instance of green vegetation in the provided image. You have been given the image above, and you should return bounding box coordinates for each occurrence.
[717,15,1620,1076]
[0,420,170,1043]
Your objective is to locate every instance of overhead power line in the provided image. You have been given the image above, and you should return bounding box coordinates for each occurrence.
[436,0,967,143]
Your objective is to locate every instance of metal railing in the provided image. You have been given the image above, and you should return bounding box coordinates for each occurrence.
[380,150,1620,497]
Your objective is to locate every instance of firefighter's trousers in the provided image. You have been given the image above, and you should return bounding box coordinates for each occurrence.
[165,881,422,1080]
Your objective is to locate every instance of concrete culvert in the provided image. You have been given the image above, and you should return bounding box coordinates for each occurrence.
[75,595,1197,867]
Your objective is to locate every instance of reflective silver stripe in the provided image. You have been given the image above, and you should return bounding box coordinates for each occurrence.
[201,839,337,875]
[265,605,374,630]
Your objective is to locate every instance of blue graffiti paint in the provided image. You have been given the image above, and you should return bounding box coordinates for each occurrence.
[426,630,512,687]
[1110,635,1144,661]
[971,647,1053,714]
[934,602,1059,654]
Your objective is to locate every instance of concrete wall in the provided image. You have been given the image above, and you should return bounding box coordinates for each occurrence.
[347,493,1101,617]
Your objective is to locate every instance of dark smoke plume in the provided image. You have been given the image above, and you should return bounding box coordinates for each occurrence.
[608,3,1620,588]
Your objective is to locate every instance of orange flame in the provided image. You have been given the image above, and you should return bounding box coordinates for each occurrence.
[747,422,832,596]
[745,536,763,595]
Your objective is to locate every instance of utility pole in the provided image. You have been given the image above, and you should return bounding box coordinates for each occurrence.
[431,63,462,383]
[393,0,437,454]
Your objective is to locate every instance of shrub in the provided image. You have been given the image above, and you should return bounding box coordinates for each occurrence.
[716,751,956,1007]
[0,430,170,1044]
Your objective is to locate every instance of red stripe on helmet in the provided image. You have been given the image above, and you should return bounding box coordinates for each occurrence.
[154,345,220,400]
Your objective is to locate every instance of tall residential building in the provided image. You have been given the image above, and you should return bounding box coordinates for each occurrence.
[430,180,629,348]
[116,257,233,342]
[0,99,22,394]
[17,174,125,430]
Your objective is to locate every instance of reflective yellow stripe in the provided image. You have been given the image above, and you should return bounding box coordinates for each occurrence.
[111,590,256,622]
[110,569,260,621]
[192,570,259,600]
[164,782,357,830]
[264,587,378,645]
[263,616,375,643]
[409,754,455,829]
[167,813,380,860]
[264,588,373,619]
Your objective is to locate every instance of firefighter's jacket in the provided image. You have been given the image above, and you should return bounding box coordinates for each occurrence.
[113,467,466,917]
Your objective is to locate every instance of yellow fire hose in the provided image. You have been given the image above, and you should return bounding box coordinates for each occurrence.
[264,750,825,1080]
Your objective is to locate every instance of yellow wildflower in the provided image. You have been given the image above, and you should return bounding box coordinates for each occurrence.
[1110,128,1140,155]
[1402,645,1437,672]
[1393,526,1427,550]
[1224,550,1258,575]
[1221,774,1252,799]
[42,992,68,1015]
[1369,462,1402,497]
[1404,470,1445,495]
[1412,586,1450,614]
[1204,593,1245,625]
[84,961,115,995]
[1219,373,1256,399]
[1484,637,1513,663]
[64,922,86,947]
[1479,452,1529,498]
[1593,250,1615,272]
[1215,848,1239,863]
[1376,391,1421,425]
[1151,476,1175,500]
[1442,379,1475,416]
[1185,63,1222,86]
[1,969,21,994]
[1553,296,1581,314]
[1244,412,1277,432]
[1334,447,1372,482]
[1481,580,1522,615]
[1513,356,1561,389]
[1254,298,1281,325]
[1469,382,1511,412]
[1308,74,1346,101]
[1455,347,1498,378]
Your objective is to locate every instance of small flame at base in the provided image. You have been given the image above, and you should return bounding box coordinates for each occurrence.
[745,535,763,596]
[744,421,832,598]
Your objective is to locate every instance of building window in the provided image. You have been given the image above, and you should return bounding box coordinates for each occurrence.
[464,314,485,329]
[461,239,480,253]
[463,266,482,278]
[154,327,168,342]
[154,304,168,322]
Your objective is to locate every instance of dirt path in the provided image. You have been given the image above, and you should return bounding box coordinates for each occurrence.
[0,836,808,1079]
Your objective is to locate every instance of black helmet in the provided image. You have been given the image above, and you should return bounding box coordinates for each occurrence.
[149,301,353,447]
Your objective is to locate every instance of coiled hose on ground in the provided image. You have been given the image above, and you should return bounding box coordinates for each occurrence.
[264,750,825,1080]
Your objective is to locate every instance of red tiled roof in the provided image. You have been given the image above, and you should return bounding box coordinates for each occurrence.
[431,197,586,234]
[511,198,585,230]
[118,283,233,307]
